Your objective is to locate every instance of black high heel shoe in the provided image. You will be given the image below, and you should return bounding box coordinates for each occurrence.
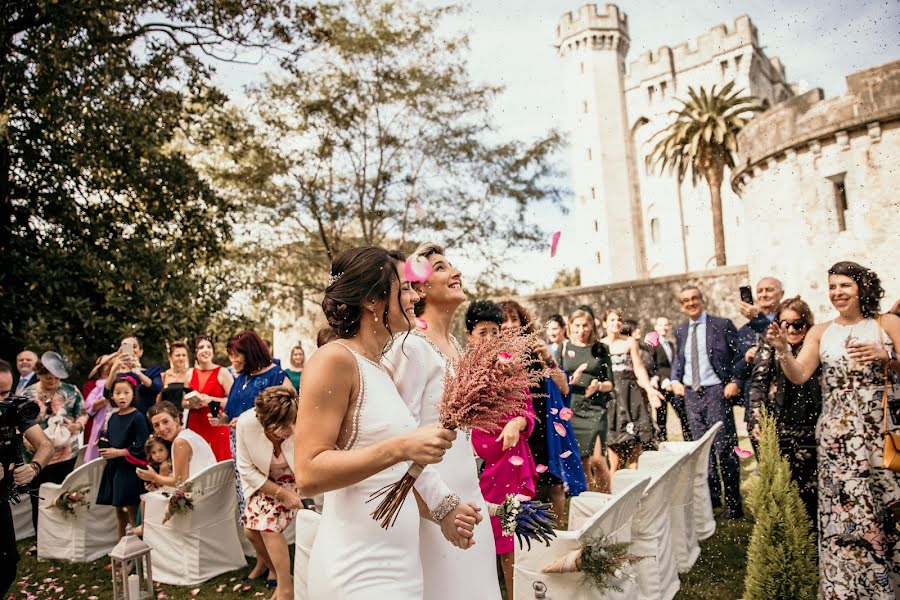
[242,568,270,583]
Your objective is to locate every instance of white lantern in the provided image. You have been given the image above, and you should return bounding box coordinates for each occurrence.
[109,534,154,600]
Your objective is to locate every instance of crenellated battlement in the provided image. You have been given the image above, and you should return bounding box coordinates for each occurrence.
[626,14,759,83]
[556,3,628,44]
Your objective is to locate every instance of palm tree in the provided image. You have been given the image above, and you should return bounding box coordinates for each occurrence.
[645,82,764,266]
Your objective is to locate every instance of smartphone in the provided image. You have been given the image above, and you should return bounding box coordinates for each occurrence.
[119,340,135,361]
[208,400,221,418]
[739,285,754,305]
[97,437,110,450]
[888,398,900,427]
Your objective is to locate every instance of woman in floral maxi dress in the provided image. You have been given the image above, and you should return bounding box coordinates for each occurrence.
[768,261,900,599]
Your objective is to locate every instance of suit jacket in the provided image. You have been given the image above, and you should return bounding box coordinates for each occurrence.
[652,339,675,381]
[733,312,773,397]
[671,314,740,386]
[13,371,36,394]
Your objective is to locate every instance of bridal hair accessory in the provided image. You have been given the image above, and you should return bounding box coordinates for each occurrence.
[327,271,344,287]
[367,329,546,528]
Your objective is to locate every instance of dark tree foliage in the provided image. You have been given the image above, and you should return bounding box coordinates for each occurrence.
[0,1,319,371]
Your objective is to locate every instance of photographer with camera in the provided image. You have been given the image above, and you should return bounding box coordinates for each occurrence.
[0,359,53,597]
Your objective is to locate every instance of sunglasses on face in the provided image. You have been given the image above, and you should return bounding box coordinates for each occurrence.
[780,319,808,332]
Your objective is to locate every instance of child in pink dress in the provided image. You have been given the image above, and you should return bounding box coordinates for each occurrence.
[466,300,538,600]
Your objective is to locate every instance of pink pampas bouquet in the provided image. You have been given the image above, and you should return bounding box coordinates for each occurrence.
[368,330,546,528]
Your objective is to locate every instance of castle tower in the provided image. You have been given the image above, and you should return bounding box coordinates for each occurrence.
[556,4,647,285]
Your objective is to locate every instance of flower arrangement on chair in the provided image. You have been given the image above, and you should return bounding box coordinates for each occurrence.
[53,486,91,517]
[161,481,201,524]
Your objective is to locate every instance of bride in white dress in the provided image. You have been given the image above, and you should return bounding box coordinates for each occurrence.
[384,243,502,600]
[295,246,481,599]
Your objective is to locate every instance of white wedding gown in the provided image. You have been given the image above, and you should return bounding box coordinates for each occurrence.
[385,332,501,600]
[308,344,428,599]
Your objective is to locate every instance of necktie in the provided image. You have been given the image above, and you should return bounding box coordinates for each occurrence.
[662,339,673,363]
[690,323,701,391]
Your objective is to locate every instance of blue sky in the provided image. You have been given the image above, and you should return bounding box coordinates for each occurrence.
[213,1,899,291]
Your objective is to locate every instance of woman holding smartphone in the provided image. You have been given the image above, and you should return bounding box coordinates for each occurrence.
[184,336,233,462]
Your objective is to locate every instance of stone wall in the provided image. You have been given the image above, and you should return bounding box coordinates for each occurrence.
[517,264,751,333]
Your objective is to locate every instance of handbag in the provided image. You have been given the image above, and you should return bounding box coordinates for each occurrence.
[876,316,900,472]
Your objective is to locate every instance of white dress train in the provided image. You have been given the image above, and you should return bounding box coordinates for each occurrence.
[385,332,501,600]
[308,345,428,599]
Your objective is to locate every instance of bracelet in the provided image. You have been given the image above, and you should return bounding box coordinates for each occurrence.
[29,461,42,476]
[430,492,461,522]
[545,359,558,370]
[775,350,787,361]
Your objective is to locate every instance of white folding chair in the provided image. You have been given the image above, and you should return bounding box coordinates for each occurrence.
[292,509,321,600]
[37,458,119,561]
[143,460,247,585]
[514,477,649,600]
[614,453,687,599]
[12,497,35,541]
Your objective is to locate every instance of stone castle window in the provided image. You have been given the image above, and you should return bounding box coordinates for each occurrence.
[828,172,848,231]
[660,81,668,97]
[650,218,660,244]
[647,85,655,102]
[580,62,585,74]
[591,186,596,199]
[720,60,728,78]
[587,148,592,160]
[582,100,588,113]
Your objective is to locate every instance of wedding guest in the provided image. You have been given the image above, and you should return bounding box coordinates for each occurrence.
[14,350,38,395]
[559,308,614,493]
[670,286,744,519]
[22,353,85,553]
[649,317,692,441]
[747,296,821,524]
[237,387,305,600]
[284,344,305,391]
[184,336,232,461]
[316,326,338,348]
[159,341,191,406]
[498,300,583,525]
[96,376,150,538]
[137,401,216,488]
[545,314,568,361]
[602,311,662,476]
[83,354,116,462]
[768,262,899,598]
[106,336,163,416]
[469,300,537,600]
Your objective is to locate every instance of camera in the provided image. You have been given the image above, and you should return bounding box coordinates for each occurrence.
[0,395,41,503]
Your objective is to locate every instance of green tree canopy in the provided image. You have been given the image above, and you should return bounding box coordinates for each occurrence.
[203,0,564,312]
[1,1,318,370]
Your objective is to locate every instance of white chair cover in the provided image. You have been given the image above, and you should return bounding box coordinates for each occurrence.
[292,509,321,600]
[143,460,247,585]
[12,498,35,540]
[37,458,119,561]
[614,456,686,599]
[514,477,649,600]
[658,422,723,542]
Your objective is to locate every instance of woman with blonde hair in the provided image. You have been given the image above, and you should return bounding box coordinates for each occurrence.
[559,308,614,492]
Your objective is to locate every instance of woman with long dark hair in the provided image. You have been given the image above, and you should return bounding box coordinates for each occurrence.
[768,261,899,598]
[185,335,233,461]
[296,246,479,599]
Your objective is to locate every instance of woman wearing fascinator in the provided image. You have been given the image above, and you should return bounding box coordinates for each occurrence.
[296,246,480,599]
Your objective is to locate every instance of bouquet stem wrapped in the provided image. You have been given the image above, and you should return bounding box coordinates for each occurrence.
[541,535,644,593]
[368,332,545,528]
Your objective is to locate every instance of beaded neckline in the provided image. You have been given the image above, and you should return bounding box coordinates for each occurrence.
[410,329,462,362]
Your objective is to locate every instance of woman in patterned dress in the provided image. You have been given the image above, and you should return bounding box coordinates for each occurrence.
[768,261,900,599]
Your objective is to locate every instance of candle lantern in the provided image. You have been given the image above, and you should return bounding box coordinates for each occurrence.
[109,534,154,600]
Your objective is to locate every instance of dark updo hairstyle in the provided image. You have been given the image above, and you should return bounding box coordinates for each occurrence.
[547,314,567,333]
[828,261,884,318]
[465,300,505,333]
[226,331,272,374]
[322,246,407,339]
[497,299,534,334]
[620,319,639,337]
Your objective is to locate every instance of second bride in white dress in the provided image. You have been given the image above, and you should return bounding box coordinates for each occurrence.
[295,246,481,599]
[385,243,501,600]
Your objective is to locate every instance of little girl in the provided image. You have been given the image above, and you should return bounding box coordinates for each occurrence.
[132,435,172,537]
[96,375,150,538]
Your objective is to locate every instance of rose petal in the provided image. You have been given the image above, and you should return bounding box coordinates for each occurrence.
[508,455,525,466]
[733,445,752,459]
[550,231,561,257]
[415,317,428,331]
[414,201,426,221]
[191,589,200,597]
[644,331,661,347]
[403,256,433,283]
[559,407,574,421]
[553,422,567,437]
[497,351,513,363]
[535,464,548,473]
[560,450,572,459]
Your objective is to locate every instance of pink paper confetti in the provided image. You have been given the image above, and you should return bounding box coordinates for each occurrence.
[232,583,242,592]
[733,445,752,459]
[559,407,574,421]
[157,593,168,599]
[553,422,567,437]
[415,317,428,330]
[549,408,558,415]
[644,331,661,347]
[497,352,513,363]
[403,256,432,283]
[414,201,426,221]
[560,450,572,459]
[535,464,548,473]
[550,231,561,257]
[508,455,525,466]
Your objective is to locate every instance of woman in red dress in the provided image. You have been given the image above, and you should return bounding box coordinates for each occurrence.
[183,335,233,461]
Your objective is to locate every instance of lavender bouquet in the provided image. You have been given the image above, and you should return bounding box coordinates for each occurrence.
[489,494,557,550]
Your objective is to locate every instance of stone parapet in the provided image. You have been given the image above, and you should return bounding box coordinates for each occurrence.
[732,60,900,188]
[556,3,628,43]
